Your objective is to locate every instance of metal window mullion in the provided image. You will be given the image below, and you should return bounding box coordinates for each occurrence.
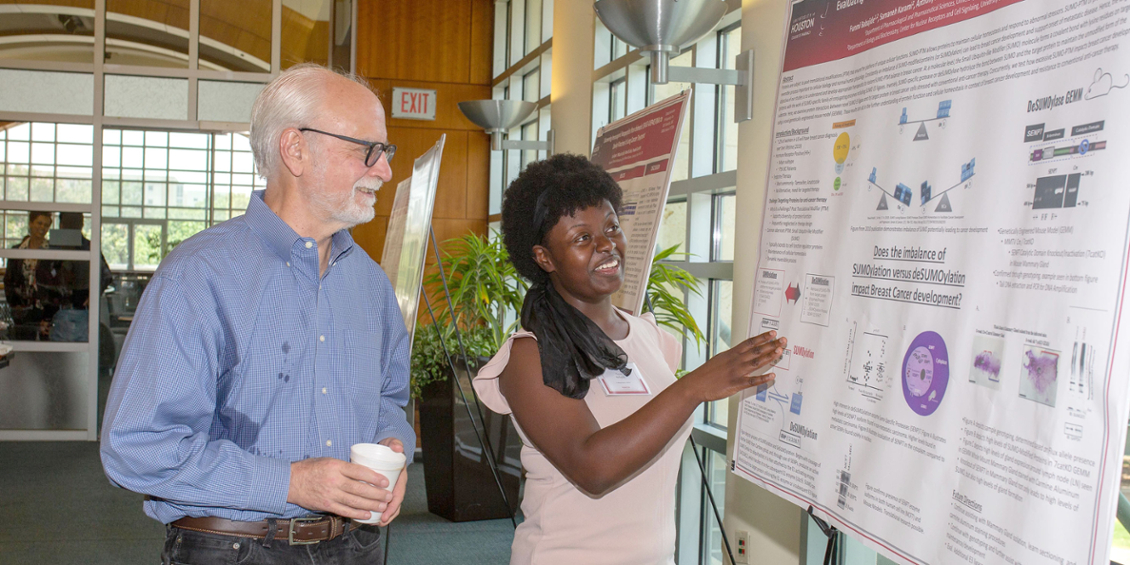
[188,0,200,121]
[0,248,93,261]
[350,0,358,74]
[271,0,282,75]
[669,260,733,281]
[668,170,737,199]
[206,133,215,226]
[126,222,134,271]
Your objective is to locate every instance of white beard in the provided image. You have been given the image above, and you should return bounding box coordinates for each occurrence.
[307,163,380,228]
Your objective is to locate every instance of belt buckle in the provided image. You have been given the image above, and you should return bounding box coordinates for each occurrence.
[287,516,323,546]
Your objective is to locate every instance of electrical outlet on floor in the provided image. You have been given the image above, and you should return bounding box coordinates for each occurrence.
[734,530,750,564]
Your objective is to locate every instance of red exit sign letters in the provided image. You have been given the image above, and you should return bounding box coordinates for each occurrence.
[392,87,437,121]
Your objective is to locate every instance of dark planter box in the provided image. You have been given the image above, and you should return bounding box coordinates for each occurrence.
[419,356,522,522]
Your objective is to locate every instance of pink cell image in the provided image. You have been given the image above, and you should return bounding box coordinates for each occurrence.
[1020,348,1059,407]
[973,351,1001,380]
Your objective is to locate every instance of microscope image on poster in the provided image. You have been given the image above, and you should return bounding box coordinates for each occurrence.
[969,335,1005,391]
[1019,345,1060,408]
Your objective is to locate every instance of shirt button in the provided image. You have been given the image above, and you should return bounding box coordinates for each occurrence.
[286,261,290,267]
[322,387,327,394]
[325,440,332,447]
[320,335,325,342]
[306,241,313,249]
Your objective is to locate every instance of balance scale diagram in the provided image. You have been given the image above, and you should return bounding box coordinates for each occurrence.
[867,158,975,213]
[898,100,951,141]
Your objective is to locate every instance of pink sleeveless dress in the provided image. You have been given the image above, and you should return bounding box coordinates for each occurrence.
[472,312,690,565]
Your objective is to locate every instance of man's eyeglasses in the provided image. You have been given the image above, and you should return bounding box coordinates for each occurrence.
[299,128,397,167]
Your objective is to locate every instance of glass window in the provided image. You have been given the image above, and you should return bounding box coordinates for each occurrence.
[700,448,729,565]
[199,0,272,72]
[649,49,693,181]
[0,123,95,245]
[521,121,539,169]
[525,0,543,53]
[612,36,628,60]
[609,78,627,123]
[706,280,733,428]
[106,0,189,68]
[656,200,687,255]
[97,129,264,270]
[282,0,332,69]
[523,69,541,102]
[713,193,735,262]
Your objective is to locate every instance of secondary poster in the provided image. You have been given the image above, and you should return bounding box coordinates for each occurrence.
[591,91,691,315]
[380,134,445,349]
[733,1,1130,563]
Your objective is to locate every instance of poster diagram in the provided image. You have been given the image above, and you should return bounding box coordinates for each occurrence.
[844,324,890,402]
[734,1,1130,564]
[898,99,951,141]
[901,331,948,417]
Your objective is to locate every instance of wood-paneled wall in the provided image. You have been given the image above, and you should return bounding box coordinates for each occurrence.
[352,0,494,280]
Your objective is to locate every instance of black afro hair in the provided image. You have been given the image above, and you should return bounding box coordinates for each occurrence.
[501,153,623,283]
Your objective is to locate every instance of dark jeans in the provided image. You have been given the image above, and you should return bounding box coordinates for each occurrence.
[161,522,383,565]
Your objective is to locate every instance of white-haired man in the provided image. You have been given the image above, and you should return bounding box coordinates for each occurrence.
[101,64,412,564]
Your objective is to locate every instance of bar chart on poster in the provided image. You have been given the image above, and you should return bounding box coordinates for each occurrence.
[733,1,1130,564]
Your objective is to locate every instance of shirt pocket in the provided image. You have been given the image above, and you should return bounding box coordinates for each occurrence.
[343,331,387,428]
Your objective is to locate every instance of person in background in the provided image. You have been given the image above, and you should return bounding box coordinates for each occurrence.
[48,212,114,342]
[472,153,787,564]
[4,211,65,340]
[100,63,412,564]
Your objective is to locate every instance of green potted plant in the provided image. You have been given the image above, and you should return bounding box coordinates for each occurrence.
[412,230,527,522]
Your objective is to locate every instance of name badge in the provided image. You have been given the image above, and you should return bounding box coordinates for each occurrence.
[597,362,651,396]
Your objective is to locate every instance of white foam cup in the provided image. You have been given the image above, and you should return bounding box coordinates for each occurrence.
[350,443,407,524]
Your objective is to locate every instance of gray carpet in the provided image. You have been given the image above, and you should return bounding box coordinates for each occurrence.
[0,442,514,564]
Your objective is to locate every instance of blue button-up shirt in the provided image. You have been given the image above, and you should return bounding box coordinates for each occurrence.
[101,190,414,523]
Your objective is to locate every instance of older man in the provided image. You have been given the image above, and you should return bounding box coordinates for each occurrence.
[101,64,412,564]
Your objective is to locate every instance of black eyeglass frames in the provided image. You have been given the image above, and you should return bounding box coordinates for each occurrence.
[299,128,397,167]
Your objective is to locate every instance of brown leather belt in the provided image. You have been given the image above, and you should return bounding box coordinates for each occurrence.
[172,515,349,545]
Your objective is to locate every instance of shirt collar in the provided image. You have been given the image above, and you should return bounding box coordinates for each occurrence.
[245,190,356,264]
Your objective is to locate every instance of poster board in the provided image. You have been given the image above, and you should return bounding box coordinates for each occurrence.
[381,134,445,349]
[732,1,1130,564]
[591,91,691,315]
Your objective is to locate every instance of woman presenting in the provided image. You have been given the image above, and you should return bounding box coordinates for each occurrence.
[473,154,787,564]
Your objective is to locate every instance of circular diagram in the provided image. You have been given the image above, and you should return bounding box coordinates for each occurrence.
[833,132,850,175]
[902,331,948,416]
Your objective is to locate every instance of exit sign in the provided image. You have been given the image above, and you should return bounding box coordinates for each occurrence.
[392,87,436,120]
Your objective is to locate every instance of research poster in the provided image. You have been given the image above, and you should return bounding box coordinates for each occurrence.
[380,134,445,349]
[591,91,690,315]
[732,1,1130,564]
